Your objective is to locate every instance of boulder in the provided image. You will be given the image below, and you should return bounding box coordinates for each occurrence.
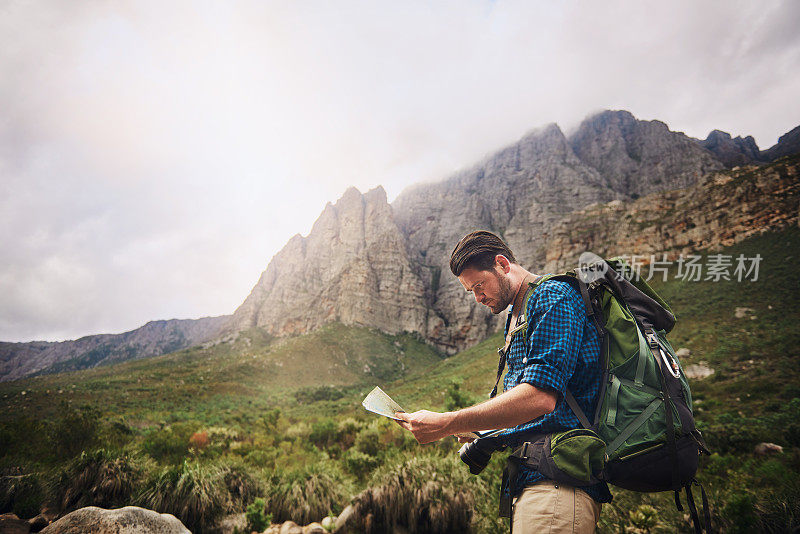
[320,516,335,531]
[279,521,303,534]
[303,522,325,533]
[734,307,755,318]
[684,363,714,380]
[39,506,189,534]
[28,515,49,533]
[754,442,784,456]
[0,513,30,534]
[205,512,246,534]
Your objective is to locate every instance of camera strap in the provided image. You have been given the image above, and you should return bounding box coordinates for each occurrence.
[490,274,539,398]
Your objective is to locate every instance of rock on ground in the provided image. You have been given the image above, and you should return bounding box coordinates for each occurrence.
[755,442,784,455]
[278,521,303,534]
[0,513,31,534]
[29,514,49,533]
[39,506,189,534]
[684,363,714,380]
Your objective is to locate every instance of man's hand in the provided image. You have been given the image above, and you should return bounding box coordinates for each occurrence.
[394,384,557,445]
[394,410,454,444]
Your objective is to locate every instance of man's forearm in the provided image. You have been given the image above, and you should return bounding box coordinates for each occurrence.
[448,383,557,433]
[395,382,558,443]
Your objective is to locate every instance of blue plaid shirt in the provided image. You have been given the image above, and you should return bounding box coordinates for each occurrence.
[501,276,612,503]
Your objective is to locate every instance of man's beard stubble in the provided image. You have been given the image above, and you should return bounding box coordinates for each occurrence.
[491,272,514,314]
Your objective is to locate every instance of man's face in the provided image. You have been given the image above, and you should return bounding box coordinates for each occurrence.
[457,264,514,314]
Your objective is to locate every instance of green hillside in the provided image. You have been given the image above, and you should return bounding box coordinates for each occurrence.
[1,227,799,532]
[0,323,442,426]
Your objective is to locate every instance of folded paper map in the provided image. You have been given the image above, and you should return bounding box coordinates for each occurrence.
[361,386,497,440]
[362,386,405,420]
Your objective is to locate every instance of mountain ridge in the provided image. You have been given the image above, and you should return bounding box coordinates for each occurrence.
[2,109,799,381]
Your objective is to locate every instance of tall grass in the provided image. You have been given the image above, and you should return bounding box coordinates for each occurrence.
[51,449,138,514]
[351,453,495,534]
[265,464,351,525]
[138,460,230,533]
[0,471,44,519]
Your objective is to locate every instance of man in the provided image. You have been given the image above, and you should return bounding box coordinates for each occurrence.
[395,230,611,533]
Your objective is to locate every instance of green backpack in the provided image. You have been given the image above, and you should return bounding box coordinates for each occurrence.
[502,257,711,532]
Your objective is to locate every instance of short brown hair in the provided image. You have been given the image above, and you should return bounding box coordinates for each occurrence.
[449,231,517,276]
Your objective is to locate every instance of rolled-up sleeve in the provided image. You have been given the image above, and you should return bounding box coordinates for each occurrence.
[519,284,582,395]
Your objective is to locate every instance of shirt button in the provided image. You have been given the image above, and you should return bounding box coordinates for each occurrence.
[522,357,527,364]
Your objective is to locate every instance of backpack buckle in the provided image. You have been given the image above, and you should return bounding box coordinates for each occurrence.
[519,441,533,459]
[646,331,660,349]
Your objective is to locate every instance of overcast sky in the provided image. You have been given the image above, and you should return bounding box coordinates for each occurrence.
[1,0,798,342]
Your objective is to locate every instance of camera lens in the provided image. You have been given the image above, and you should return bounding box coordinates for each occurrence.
[459,440,494,475]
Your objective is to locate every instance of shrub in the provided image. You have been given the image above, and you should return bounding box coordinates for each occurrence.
[141,423,196,463]
[445,381,474,411]
[220,460,263,509]
[310,419,339,449]
[628,504,658,533]
[138,460,230,532]
[336,418,363,449]
[0,473,44,518]
[294,386,346,404]
[246,497,272,532]
[51,449,139,514]
[189,431,210,453]
[47,403,101,459]
[265,465,350,525]
[342,449,379,481]
[720,492,758,534]
[351,454,492,534]
[353,426,382,457]
[261,409,281,432]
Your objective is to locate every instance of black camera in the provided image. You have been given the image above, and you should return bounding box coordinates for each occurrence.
[458,432,507,475]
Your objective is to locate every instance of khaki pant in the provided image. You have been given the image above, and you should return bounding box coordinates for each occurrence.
[511,481,602,534]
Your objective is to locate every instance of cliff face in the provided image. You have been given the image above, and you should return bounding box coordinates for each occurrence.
[569,110,724,196]
[542,155,800,272]
[227,186,431,338]
[390,110,728,351]
[392,123,623,350]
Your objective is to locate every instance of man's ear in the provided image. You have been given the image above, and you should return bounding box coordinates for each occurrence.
[495,254,512,274]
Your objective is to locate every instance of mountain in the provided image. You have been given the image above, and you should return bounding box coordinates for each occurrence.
[570,110,723,196]
[0,316,228,382]
[392,110,725,351]
[226,186,431,338]
[699,130,762,168]
[2,109,799,381]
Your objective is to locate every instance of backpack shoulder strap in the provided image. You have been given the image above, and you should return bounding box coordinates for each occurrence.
[564,390,592,429]
[489,275,544,398]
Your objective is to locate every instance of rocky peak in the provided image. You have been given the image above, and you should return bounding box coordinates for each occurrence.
[569,110,724,197]
[761,125,800,162]
[700,129,761,167]
[227,186,430,338]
